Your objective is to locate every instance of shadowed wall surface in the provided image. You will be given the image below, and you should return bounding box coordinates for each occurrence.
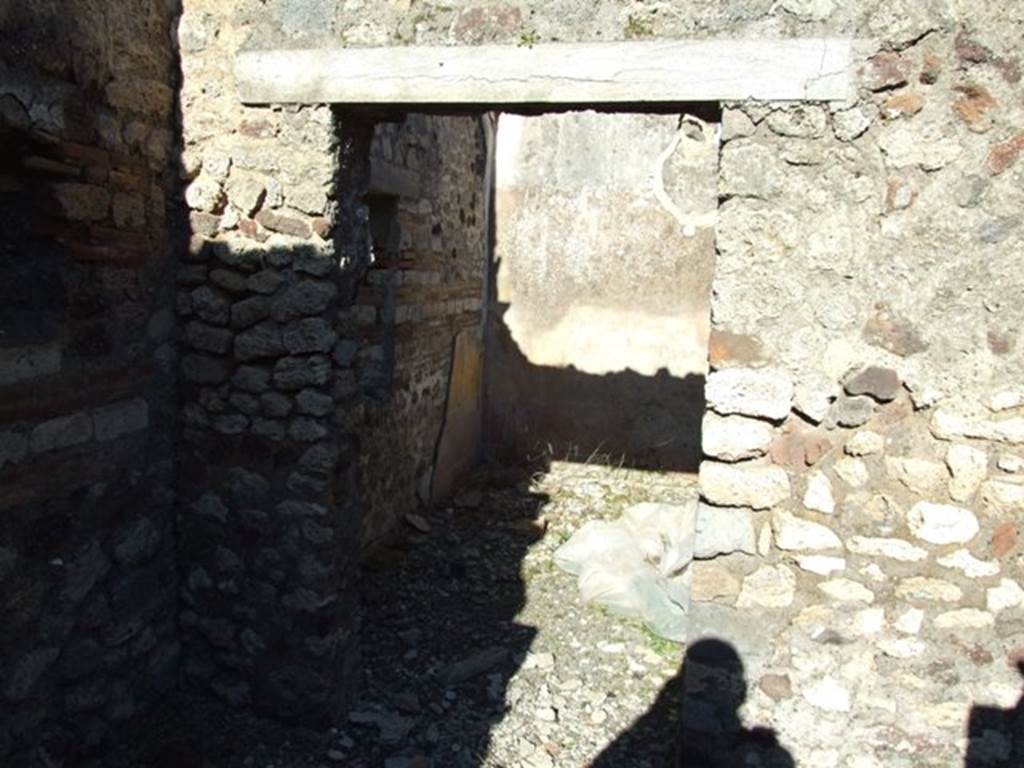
[487,111,715,470]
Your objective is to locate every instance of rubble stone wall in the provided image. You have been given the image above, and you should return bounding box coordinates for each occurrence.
[357,115,487,546]
[0,0,182,762]
[177,0,363,725]
[175,0,488,722]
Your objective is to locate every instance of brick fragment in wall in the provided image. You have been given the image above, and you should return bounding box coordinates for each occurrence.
[985,134,1024,175]
[707,329,768,370]
[255,209,311,239]
[880,92,924,120]
[770,421,832,468]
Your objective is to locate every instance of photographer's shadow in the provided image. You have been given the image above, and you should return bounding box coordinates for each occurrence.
[591,637,794,768]
[965,661,1024,767]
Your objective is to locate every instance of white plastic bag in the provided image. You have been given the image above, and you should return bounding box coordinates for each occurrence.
[553,500,697,641]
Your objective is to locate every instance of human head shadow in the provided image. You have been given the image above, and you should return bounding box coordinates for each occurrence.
[590,637,794,768]
[965,660,1024,768]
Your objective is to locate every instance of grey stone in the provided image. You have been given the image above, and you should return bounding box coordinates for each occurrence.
[215,546,244,574]
[719,140,784,199]
[441,647,508,685]
[978,216,1021,245]
[289,416,328,442]
[251,418,286,441]
[213,414,249,435]
[301,519,334,544]
[701,412,773,461]
[0,430,28,468]
[773,510,842,551]
[59,639,103,681]
[693,502,756,558]
[0,546,16,581]
[211,677,251,707]
[825,395,875,428]
[209,268,248,293]
[213,242,263,273]
[191,493,229,523]
[270,280,338,322]
[296,389,333,416]
[113,518,161,567]
[281,588,337,613]
[187,567,213,592]
[4,648,60,701]
[287,472,327,498]
[225,466,270,505]
[229,392,262,416]
[65,680,108,714]
[736,564,796,608]
[182,353,231,384]
[198,617,236,649]
[235,321,286,362]
[277,500,328,517]
[226,174,266,216]
[705,368,793,421]
[184,321,232,354]
[246,269,285,295]
[260,392,293,417]
[0,343,61,386]
[765,105,827,138]
[198,387,227,412]
[232,365,271,393]
[231,296,271,330]
[908,501,979,544]
[93,398,149,442]
[283,317,338,354]
[29,412,93,453]
[843,366,901,402]
[273,354,331,390]
[832,104,874,141]
[299,443,337,475]
[63,541,110,602]
[700,462,791,509]
[190,285,230,325]
[178,266,207,286]
[294,250,336,277]
[332,339,358,367]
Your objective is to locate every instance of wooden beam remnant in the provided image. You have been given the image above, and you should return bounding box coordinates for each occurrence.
[235,39,851,106]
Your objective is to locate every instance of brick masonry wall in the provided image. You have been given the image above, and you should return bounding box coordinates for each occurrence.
[355,115,486,546]
[0,0,182,763]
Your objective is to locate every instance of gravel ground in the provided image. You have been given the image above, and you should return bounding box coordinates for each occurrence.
[105,460,697,768]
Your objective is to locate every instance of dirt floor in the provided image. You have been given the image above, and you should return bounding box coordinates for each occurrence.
[104,460,697,768]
